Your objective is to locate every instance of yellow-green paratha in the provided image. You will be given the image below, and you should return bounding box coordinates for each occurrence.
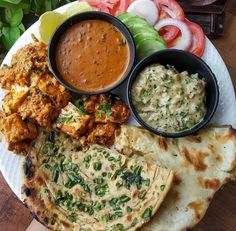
[22,129,173,231]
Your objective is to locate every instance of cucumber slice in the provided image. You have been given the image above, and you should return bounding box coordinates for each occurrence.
[117,13,136,23]
[128,24,155,36]
[134,32,157,43]
[137,39,166,60]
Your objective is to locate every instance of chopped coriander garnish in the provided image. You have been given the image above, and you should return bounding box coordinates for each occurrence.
[56,115,73,125]
[119,195,131,203]
[98,102,112,118]
[93,162,102,171]
[74,99,86,114]
[52,169,59,183]
[126,206,132,213]
[131,218,138,227]
[160,184,165,191]
[142,206,153,220]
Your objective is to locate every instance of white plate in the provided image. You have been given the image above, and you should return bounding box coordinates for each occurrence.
[0,2,236,200]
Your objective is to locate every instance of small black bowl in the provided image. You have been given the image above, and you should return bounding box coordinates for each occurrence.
[127,49,219,138]
[48,11,136,95]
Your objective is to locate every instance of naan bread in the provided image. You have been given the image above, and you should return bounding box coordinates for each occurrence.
[22,129,173,231]
[115,125,236,231]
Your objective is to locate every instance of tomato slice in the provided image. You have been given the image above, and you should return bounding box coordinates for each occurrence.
[83,0,130,16]
[110,0,131,16]
[156,0,184,20]
[185,20,205,57]
[156,0,184,43]
[158,6,179,43]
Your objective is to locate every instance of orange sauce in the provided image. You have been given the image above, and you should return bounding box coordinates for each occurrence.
[55,19,130,92]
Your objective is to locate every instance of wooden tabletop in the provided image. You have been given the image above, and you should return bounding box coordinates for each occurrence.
[0,1,236,231]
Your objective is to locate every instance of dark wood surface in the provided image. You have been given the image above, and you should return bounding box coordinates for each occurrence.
[0,1,236,230]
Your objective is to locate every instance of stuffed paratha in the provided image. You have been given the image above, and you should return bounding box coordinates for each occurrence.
[115,125,236,231]
[22,129,174,231]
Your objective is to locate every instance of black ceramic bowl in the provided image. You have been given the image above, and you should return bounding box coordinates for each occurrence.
[48,11,136,94]
[127,49,219,138]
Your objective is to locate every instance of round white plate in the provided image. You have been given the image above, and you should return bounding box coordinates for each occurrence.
[0,2,236,200]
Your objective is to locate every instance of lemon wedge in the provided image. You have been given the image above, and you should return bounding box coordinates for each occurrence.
[39,2,93,44]
[64,2,93,18]
[39,11,65,44]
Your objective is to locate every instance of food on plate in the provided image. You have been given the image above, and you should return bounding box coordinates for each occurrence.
[38,0,205,57]
[0,41,71,153]
[185,19,205,57]
[116,0,205,57]
[65,2,93,18]
[4,113,37,152]
[127,0,159,25]
[155,18,192,50]
[39,2,93,44]
[55,94,130,146]
[22,129,174,231]
[55,19,130,92]
[87,122,116,146]
[93,94,130,124]
[0,41,48,90]
[154,0,205,56]
[55,102,92,139]
[82,0,130,16]
[39,12,65,44]
[131,64,206,133]
[156,0,185,43]
[115,125,236,231]
[118,13,166,60]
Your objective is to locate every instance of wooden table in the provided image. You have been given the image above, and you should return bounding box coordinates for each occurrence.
[0,1,235,230]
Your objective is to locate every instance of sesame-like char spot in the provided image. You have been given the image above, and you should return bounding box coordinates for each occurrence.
[157,137,168,151]
[216,155,222,162]
[198,177,220,190]
[185,136,202,143]
[61,220,71,228]
[173,175,181,185]
[207,197,212,203]
[182,148,208,171]
[127,215,132,221]
[188,201,204,221]
[216,128,236,143]
[207,144,215,154]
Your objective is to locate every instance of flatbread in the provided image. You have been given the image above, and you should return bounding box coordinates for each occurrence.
[115,125,236,231]
[22,129,173,231]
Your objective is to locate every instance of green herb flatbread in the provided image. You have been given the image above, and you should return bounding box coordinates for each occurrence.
[22,129,173,231]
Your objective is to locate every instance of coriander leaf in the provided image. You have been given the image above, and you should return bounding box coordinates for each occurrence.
[142,206,153,220]
[56,115,73,125]
[5,7,23,26]
[98,102,112,118]
[74,99,86,114]
[2,26,20,50]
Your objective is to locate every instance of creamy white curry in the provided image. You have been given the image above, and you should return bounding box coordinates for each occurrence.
[131,64,206,133]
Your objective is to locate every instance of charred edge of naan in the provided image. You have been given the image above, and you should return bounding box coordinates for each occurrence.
[115,125,236,231]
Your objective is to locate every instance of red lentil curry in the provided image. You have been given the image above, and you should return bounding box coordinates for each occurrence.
[55,19,130,92]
